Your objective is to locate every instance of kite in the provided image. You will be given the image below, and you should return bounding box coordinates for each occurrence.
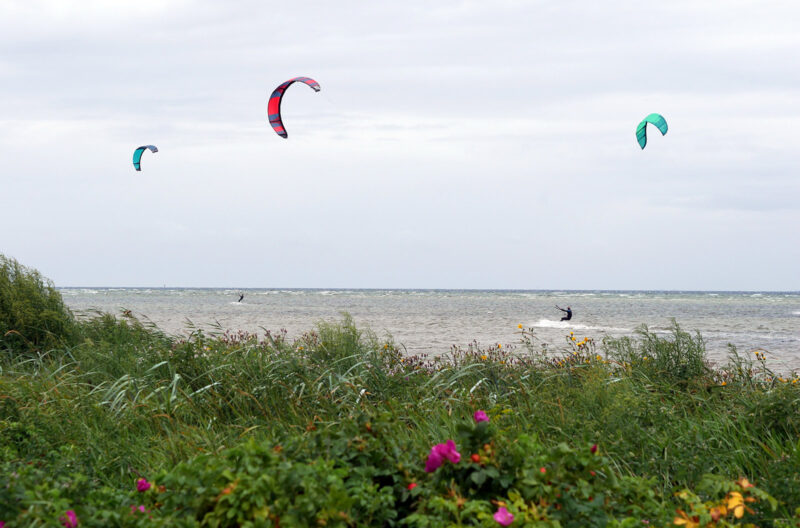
[268,76,320,138]
[636,114,668,149]
[132,145,158,171]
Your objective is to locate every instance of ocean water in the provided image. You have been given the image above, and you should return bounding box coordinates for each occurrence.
[60,289,800,368]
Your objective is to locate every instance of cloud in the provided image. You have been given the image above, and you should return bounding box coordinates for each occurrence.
[0,0,798,289]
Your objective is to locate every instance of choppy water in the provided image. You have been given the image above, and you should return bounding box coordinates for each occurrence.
[61,289,800,368]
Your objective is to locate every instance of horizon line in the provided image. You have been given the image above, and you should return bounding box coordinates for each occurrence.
[57,286,800,294]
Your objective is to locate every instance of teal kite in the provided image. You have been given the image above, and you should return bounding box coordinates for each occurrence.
[132,145,158,171]
[636,114,668,149]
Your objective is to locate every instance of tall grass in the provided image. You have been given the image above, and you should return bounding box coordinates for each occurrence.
[2,308,800,515]
[0,254,78,353]
[2,257,800,522]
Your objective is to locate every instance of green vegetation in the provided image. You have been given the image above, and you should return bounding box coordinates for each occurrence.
[2,257,800,526]
[0,254,77,353]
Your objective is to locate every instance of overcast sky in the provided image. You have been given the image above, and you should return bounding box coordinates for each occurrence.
[1,0,798,290]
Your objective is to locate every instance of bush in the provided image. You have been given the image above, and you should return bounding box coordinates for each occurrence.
[0,254,77,354]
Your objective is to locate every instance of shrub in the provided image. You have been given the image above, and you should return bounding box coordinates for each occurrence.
[409,413,671,527]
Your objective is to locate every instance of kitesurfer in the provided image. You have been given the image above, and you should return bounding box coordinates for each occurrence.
[238,293,244,303]
[556,305,572,321]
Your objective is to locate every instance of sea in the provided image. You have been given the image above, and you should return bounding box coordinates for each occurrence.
[60,289,800,369]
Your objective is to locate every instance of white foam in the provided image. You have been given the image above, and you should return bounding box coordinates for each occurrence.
[531,319,630,333]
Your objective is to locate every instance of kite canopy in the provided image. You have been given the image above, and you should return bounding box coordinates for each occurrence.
[636,114,668,149]
[268,76,321,138]
[132,145,158,171]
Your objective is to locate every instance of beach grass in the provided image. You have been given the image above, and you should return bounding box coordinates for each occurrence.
[2,256,800,526]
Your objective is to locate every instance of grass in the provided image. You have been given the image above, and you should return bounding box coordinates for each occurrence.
[2,256,800,525]
[2,314,800,522]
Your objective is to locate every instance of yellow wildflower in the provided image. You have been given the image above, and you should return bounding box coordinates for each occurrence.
[518,324,523,329]
[481,355,487,360]
[727,492,746,518]
[674,509,699,528]
[709,505,727,522]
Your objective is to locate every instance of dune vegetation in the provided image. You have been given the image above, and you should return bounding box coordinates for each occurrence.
[1,254,799,527]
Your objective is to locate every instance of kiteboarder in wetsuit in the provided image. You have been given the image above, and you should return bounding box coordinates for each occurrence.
[238,293,244,303]
[556,305,572,321]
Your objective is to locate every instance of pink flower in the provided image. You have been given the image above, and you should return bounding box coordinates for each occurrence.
[494,506,514,526]
[136,478,151,492]
[1,521,6,528]
[590,444,598,454]
[425,439,461,472]
[60,510,78,528]
[473,410,490,423]
[407,482,417,490]
[130,505,147,514]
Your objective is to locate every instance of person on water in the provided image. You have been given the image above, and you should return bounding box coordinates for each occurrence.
[556,305,572,321]
[238,293,244,303]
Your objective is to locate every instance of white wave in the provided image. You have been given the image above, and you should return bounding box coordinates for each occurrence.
[531,319,630,333]
[792,311,800,316]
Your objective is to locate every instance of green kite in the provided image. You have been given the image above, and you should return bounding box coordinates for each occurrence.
[636,114,668,149]
[133,145,158,171]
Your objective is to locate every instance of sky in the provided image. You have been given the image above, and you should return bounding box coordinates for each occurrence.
[1,0,798,290]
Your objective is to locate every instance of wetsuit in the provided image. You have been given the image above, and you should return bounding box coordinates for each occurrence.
[558,307,572,321]
[238,294,244,303]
